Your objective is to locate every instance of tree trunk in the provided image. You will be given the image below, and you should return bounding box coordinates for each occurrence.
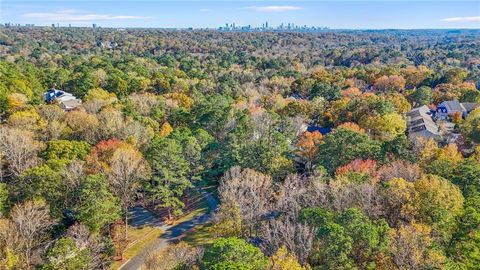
[124,206,128,240]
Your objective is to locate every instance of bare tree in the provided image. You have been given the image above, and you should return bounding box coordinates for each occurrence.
[0,218,22,266]
[10,200,53,269]
[61,160,86,208]
[66,223,106,269]
[143,242,203,270]
[276,174,331,218]
[376,160,422,183]
[108,146,150,239]
[261,218,316,265]
[218,166,273,236]
[0,127,42,177]
[329,177,384,218]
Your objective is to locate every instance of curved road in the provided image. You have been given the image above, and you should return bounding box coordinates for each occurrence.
[119,189,218,270]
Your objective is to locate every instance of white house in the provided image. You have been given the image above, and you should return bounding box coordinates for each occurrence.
[44,89,82,111]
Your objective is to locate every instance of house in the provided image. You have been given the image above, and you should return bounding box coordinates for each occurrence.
[44,89,82,111]
[436,100,479,120]
[406,105,440,140]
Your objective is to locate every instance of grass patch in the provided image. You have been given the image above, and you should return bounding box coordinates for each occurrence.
[182,223,215,247]
[173,199,209,225]
[110,226,163,270]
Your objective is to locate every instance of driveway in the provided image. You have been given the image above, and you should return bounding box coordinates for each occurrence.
[119,188,218,270]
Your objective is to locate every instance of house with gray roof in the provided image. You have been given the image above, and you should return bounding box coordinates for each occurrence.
[436,100,479,120]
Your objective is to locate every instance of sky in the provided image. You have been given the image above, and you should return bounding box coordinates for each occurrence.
[1,0,479,29]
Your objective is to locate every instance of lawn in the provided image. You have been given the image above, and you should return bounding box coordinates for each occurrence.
[110,226,163,270]
[182,223,215,247]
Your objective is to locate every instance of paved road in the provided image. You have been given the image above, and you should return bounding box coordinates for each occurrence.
[119,189,218,270]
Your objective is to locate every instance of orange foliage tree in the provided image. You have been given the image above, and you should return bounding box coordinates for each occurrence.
[295,131,323,173]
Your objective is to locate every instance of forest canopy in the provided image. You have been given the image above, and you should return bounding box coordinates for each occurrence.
[0,27,479,269]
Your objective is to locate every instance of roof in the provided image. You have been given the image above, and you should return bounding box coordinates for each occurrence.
[59,99,82,110]
[461,102,479,113]
[407,105,439,135]
[307,125,332,135]
[438,100,465,113]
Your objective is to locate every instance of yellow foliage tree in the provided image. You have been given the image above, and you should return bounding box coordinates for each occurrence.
[6,93,28,111]
[269,246,308,270]
[360,113,406,141]
[390,221,447,270]
[159,122,173,137]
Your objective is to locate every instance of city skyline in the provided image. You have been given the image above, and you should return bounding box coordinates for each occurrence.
[1,1,479,29]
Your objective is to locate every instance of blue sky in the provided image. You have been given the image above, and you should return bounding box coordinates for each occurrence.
[1,1,479,29]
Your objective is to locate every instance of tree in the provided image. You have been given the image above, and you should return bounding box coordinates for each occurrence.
[269,246,307,270]
[413,175,464,242]
[211,200,242,238]
[144,241,202,270]
[448,194,480,269]
[261,219,316,265]
[42,237,91,270]
[295,131,323,173]
[65,223,108,269]
[202,237,269,270]
[310,82,341,101]
[360,113,406,141]
[19,165,64,216]
[218,167,273,236]
[390,222,447,270]
[302,207,391,269]
[408,86,432,107]
[87,139,150,238]
[374,75,406,93]
[317,128,381,173]
[462,108,480,143]
[145,136,191,219]
[451,158,480,196]
[11,200,53,269]
[75,174,121,232]
[381,178,416,226]
[108,144,150,238]
[0,127,42,177]
[0,183,8,216]
[43,140,91,163]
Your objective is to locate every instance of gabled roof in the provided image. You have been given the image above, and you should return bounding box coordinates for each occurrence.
[461,102,479,113]
[438,100,465,112]
[59,99,82,110]
[407,105,439,135]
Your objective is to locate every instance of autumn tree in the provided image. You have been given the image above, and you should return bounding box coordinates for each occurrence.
[269,246,307,270]
[87,139,150,238]
[295,131,323,173]
[11,200,53,269]
[390,222,447,270]
[374,75,406,93]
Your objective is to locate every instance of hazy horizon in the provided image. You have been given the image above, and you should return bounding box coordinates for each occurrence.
[1,0,479,29]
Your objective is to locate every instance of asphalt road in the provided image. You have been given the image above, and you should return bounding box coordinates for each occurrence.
[118,189,218,270]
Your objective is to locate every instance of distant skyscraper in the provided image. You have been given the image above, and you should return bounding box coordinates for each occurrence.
[265,21,269,29]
